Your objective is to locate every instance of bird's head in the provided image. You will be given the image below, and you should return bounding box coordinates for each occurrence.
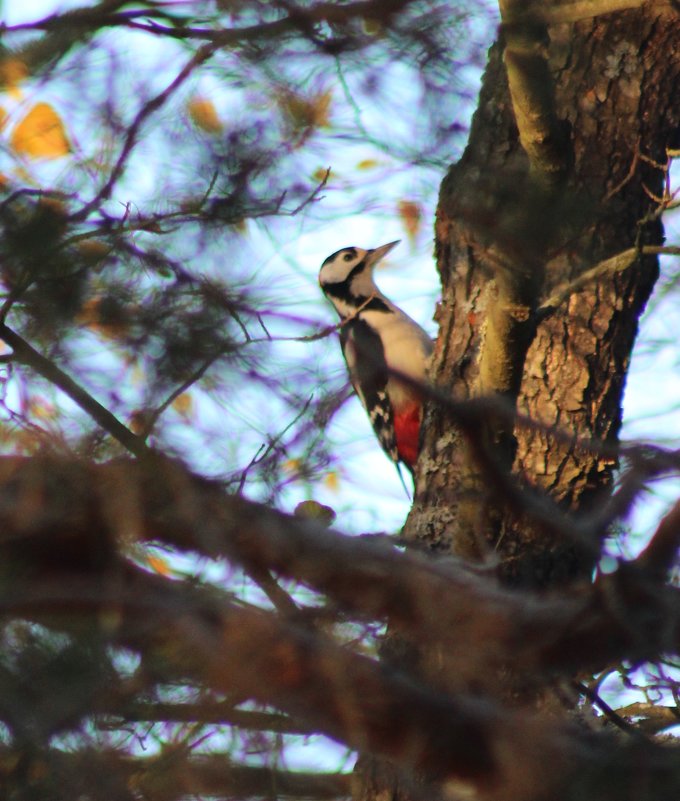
[318,241,399,296]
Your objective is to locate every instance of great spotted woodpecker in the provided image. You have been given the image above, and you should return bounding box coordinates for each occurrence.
[319,240,433,475]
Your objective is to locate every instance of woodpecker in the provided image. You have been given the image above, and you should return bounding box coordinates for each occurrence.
[319,240,433,474]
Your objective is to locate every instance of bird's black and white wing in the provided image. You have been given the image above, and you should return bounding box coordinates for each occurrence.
[340,317,399,463]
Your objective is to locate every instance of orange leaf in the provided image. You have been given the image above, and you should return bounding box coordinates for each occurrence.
[147,554,172,576]
[171,392,193,417]
[0,57,28,99]
[11,102,71,159]
[310,89,332,128]
[324,470,340,492]
[279,89,332,134]
[294,500,336,527]
[356,158,380,171]
[312,166,332,183]
[397,199,422,245]
[76,297,128,340]
[187,96,223,133]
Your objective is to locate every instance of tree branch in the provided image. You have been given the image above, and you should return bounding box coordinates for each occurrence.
[522,0,664,25]
[499,1,568,183]
[0,324,147,456]
[114,702,313,733]
[4,561,680,801]
[615,701,680,735]
[537,244,680,319]
[0,454,677,682]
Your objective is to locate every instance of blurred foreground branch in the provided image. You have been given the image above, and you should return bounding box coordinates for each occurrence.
[0,454,679,799]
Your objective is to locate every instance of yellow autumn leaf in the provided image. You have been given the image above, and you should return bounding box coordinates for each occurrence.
[397,199,422,245]
[187,96,223,134]
[356,158,380,171]
[172,392,193,417]
[0,107,7,132]
[312,166,332,183]
[11,102,71,159]
[0,57,28,99]
[310,89,332,128]
[362,17,383,35]
[294,500,336,527]
[324,470,340,492]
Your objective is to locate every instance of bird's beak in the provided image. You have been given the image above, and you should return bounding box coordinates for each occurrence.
[366,240,400,267]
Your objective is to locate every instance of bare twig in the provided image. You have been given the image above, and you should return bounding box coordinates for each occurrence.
[575,681,652,739]
[120,0,415,43]
[113,701,313,732]
[603,138,641,201]
[237,443,267,494]
[239,291,383,348]
[139,350,227,440]
[537,245,680,320]
[289,167,331,214]
[236,396,314,494]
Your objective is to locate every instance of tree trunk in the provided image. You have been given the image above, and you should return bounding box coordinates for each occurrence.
[358,4,680,800]
[409,6,678,581]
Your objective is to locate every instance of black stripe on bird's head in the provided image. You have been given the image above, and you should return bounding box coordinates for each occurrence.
[318,241,400,298]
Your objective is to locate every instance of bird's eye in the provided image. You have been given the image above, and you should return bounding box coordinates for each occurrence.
[343,253,354,262]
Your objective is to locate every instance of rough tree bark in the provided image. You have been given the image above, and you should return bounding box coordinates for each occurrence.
[411,4,679,573]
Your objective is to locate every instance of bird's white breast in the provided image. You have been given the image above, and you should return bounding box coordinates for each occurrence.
[361,308,432,405]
